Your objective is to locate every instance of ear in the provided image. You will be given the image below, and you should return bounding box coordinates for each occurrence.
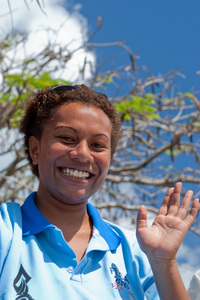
[29,136,40,165]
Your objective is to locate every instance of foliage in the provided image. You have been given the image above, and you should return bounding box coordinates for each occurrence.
[1,72,70,127]
[115,94,160,121]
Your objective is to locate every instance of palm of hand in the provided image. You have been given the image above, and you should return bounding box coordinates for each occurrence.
[136,183,198,261]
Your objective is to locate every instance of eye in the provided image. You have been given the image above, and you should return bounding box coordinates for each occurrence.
[58,136,75,142]
[91,142,106,149]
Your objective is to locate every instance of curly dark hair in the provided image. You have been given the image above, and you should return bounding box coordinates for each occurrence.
[20,84,121,177]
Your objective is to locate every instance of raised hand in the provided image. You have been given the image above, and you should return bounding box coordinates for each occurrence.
[136,182,199,261]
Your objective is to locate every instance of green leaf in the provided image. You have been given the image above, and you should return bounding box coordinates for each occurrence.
[165,149,180,156]
[5,72,71,90]
[184,92,194,98]
[193,121,200,129]
[96,75,113,84]
[115,94,159,120]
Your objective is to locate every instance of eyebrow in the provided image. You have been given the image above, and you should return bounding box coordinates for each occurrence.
[54,126,110,140]
[54,126,75,132]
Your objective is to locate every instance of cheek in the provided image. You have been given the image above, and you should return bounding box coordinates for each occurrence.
[99,154,111,175]
[41,143,60,159]
[39,144,69,173]
[37,148,55,171]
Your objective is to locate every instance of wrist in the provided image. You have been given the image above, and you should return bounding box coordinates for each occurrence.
[147,255,178,274]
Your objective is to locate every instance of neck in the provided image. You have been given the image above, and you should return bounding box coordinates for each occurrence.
[35,188,93,263]
[35,190,91,242]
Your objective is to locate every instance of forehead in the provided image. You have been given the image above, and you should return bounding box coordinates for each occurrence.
[46,102,112,135]
[54,102,109,119]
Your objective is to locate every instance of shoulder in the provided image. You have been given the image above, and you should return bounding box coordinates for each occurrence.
[105,220,136,244]
[0,201,22,226]
[104,219,151,267]
[104,220,144,257]
[0,202,23,246]
[88,203,147,263]
[0,202,23,271]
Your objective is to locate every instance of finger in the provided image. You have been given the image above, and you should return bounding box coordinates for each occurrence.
[176,190,193,219]
[184,198,199,227]
[136,205,147,231]
[168,182,182,215]
[157,187,174,216]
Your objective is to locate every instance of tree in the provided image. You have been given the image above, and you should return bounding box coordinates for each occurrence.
[0,17,199,237]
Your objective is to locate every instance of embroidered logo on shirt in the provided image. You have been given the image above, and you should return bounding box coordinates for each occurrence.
[110,263,130,290]
[111,283,122,291]
[13,264,34,300]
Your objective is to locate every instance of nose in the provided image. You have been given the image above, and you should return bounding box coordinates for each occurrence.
[70,140,94,163]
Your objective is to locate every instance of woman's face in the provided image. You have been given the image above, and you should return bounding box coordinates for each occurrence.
[29,102,112,206]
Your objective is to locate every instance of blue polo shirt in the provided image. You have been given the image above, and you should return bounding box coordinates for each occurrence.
[0,192,159,299]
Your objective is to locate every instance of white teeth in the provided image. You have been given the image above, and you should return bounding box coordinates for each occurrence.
[74,170,78,177]
[61,168,90,179]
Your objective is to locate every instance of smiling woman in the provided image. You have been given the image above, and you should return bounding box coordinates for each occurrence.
[20,84,121,178]
[0,84,199,299]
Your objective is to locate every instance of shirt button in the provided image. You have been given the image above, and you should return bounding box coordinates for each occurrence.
[67,266,74,273]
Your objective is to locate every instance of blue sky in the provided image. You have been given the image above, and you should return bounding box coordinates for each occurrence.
[74,0,200,93]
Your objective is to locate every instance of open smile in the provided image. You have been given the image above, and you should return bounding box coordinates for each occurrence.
[59,167,92,179]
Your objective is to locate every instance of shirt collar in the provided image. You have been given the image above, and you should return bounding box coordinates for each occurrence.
[87,202,121,250]
[21,192,121,251]
[21,192,54,235]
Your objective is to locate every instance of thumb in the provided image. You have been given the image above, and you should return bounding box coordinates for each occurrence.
[136,205,147,232]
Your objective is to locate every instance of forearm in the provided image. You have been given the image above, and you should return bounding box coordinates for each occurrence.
[149,258,190,300]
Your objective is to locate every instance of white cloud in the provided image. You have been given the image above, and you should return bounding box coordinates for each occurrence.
[177,242,200,268]
[0,0,95,82]
[178,243,200,289]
